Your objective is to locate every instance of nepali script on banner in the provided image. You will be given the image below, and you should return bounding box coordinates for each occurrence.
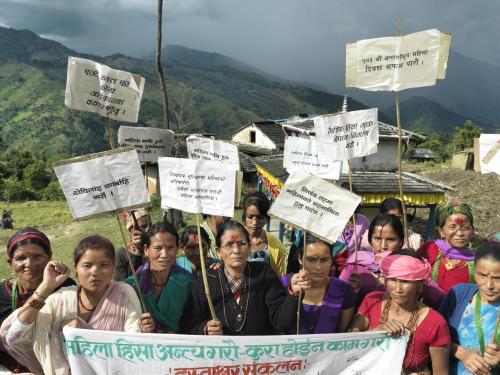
[54,147,149,220]
[346,29,451,91]
[158,157,236,217]
[479,134,500,175]
[283,136,342,180]
[118,126,175,164]
[314,108,379,162]
[63,327,408,375]
[65,56,145,122]
[269,171,361,243]
[187,135,240,171]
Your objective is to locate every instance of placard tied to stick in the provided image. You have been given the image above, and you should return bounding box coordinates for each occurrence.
[118,126,174,164]
[479,134,500,175]
[65,56,145,122]
[283,136,342,180]
[187,135,240,171]
[269,171,361,243]
[314,108,379,162]
[158,157,236,217]
[346,28,451,91]
[54,147,150,220]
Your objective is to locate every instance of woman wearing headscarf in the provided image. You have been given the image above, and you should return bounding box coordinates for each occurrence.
[418,201,475,292]
[0,228,75,373]
[350,249,450,374]
[439,242,500,375]
[180,220,309,335]
[2,235,153,375]
[126,220,195,333]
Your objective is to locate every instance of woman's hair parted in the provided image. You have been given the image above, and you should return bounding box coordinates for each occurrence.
[74,235,115,265]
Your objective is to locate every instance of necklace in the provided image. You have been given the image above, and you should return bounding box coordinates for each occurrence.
[11,278,19,311]
[474,292,500,355]
[78,286,96,312]
[432,251,475,283]
[219,266,251,333]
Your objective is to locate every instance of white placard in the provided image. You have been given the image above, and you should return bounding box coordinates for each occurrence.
[314,108,379,162]
[158,157,235,217]
[65,56,145,122]
[54,147,149,220]
[269,171,361,243]
[117,126,174,164]
[479,134,500,175]
[187,135,240,170]
[283,136,342,180]
[346,29,451,91]
[63,327,408,375]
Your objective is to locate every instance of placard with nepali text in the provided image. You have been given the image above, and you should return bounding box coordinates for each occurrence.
[479,134,500,175]
[314,108,378,162]
[65,56,145,122]
[118,126,174,164]
[269,171,361,243]
[158,157,236,217]
[54,147,149,220]
[346,29,451,91]
[283,136,342,180]
[63,326,408,375]
[187,135,240,170]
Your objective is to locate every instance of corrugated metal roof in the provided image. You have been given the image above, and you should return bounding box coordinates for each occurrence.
[412,148,436,159]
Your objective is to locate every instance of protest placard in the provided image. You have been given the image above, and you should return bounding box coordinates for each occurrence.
[187,135,240,170]
[63,327,408,375]
[314,108,378,162]
[158,157,236,217]
[346,29,451,91]
[479,134,500,175]
[117,126,174,164]
[283,136,342,180]
[54,147,149,220]
[65,56,145,122]
[269,171,361,243]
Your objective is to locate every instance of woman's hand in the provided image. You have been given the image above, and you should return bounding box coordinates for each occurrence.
[38,261,69,296]
[139,313,155,333]
[204,320,223,335]
[483,343,500,368]
[375,319,406,337]
[290,270,311,294]
[209,262,221,270]
[457,346,490,375]
[348,272,361,294]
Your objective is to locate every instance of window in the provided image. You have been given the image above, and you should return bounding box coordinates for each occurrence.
[250,130,256,143]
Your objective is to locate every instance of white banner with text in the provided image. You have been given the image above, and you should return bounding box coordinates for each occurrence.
[118,126,174,164]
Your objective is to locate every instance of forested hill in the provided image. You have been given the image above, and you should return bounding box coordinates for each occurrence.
[0,27,369,158]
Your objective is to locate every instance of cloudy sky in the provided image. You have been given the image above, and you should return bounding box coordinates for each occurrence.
[1,0,498,93]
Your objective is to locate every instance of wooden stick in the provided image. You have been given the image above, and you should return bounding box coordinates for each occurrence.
[115,212,147,312]
[395,21,410,244]
[196,214,217,320]
[156,0,170,130]
[296,231,307,334]
[347,161,360,272]
[104,117,115,149]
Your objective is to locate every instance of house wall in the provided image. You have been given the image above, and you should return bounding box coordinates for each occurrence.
[349,140,398,171]
[232,124,276,149]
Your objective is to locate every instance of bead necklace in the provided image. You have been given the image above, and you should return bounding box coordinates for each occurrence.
[78,286,96,312]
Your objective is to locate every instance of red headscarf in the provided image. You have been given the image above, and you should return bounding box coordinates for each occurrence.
[380,254,431,281]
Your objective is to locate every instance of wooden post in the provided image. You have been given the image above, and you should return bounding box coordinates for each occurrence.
[104,117,115,149]
[196,214,217,320]
[296,231,307,334]
[156,0,170,130]
[347,161,360,271]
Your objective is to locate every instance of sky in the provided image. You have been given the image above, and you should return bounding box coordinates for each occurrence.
[1,0,499,94]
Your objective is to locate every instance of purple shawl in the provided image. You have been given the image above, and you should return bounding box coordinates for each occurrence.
[340,214,370,254]
[435,239,475,260]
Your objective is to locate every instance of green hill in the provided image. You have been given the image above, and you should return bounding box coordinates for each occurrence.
[0,27,368,158]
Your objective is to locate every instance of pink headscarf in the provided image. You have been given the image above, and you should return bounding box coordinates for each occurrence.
[380,254,431,281]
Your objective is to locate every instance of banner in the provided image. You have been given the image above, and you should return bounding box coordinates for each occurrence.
[54,147,149,220]
[346,29,451,91]
[65,56,145,122]
[158,157,236,217]
[283,136,342,180]
[269,171,361,243]
[63,327,408,375]
[314,108,379,162]
[479,134,500,175]
[187,135,240,171]
[118,126,175,164]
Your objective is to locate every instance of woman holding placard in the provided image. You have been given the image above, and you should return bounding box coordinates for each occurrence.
[280,234,356,334]
[2,235,153,375]
[418,201,475,293]
[242,192,288,275]
[350,249,451,375]
[179,220,309,335]
[126,220,194,333]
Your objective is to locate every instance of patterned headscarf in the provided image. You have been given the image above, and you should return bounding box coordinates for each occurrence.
[125,208,149,230]
[436,201,473,228]
[7,227,51,258]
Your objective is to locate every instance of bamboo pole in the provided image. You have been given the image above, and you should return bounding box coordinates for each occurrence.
[395,21,410,244]
[296,231,307,334]
[347,161,360,272]
[156,0,170,130]
[196,214,217,320]
[104,117,115,149]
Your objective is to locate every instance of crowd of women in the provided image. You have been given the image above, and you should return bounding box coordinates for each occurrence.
[0,192,499,375]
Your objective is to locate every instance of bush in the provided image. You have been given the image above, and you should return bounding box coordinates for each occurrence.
[40,180,65,201]
[3,176,36,201]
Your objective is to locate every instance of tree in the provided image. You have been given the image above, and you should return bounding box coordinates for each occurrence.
[171,83,193,133]
[450,120,482,153]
